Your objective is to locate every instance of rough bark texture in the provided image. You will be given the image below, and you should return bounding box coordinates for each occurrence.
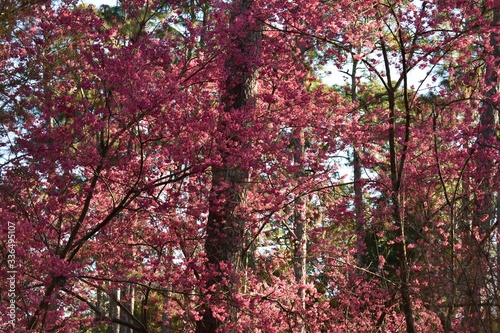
[464,8,500,332]
[196,0,259,332]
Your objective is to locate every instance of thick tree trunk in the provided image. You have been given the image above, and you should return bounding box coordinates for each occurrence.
[196,1,259,332]
[464,8,499,332]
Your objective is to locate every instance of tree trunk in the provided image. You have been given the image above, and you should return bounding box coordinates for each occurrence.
[196,0,260,332]
[464,8,499,332]
[108,288,121,333]
[350,58,365,266]
[381,32,416,332]
[387,82,416,333]
[292,128,307,333]
[120,285,135,333]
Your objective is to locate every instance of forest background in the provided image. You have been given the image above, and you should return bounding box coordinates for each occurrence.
[0,0,499,332]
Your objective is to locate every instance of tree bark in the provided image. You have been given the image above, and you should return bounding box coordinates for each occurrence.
[350,58,365,266]
[120,285,135,333]
[381,34,416,333]
[108,288,121,333]
[292,128,307,333]
[196,0,260,332]
[464,7,500,332]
